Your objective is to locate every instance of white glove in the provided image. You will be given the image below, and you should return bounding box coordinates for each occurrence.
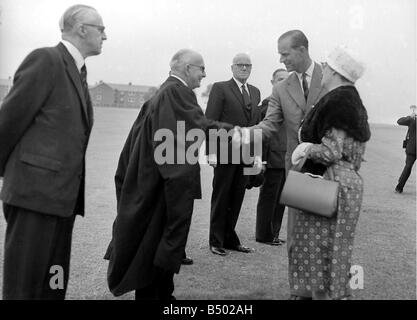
[207,154,217,167]
[253,155,264,173]
[291,142,313,166]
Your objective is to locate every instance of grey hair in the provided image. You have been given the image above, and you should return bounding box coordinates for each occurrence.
[59,4,96,32]
[169,49,196,72]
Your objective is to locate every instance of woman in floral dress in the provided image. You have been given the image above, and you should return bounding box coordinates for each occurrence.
[289,46,371,300]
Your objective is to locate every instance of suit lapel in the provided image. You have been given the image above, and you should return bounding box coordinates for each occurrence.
[229,79,244,107]
[57,43,90,127]
[248,85,258,121]
[286,73,306,111]
[306,63,324,109]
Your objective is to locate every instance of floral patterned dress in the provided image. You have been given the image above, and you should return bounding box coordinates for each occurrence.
[288,127,366,299]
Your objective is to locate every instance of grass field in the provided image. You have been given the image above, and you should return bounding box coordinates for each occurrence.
[0,107,415,300]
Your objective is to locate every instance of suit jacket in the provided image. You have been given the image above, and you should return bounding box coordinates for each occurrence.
[259,97,286,169]
[0,43,93,217]
[205,79,261,164]
[253,63,324,170]
[398,115,416,155]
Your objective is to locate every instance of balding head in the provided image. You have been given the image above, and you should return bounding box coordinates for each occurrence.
[170,49,206,89]
[59,4,106,59]
[231,53,252,83]
[59,4,97,33]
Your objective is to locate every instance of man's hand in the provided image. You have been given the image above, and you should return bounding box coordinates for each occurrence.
[291,142,313,166]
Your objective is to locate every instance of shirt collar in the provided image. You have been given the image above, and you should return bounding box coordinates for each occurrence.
[295,60,314,80]
[233,77,249,91]
[171,74,188,87]
[61,40,85,72]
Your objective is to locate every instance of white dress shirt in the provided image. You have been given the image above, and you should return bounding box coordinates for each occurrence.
[233,77,250,97]
[295,61,314,94]
[61,40,84,73]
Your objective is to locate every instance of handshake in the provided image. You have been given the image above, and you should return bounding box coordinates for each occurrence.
[207,126,265,173]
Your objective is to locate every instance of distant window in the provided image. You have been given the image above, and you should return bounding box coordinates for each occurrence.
[96,95,102,101]
[120,91,125,95]
[128,98,135,103]
[120,97,124,102]
[128,92,135,96]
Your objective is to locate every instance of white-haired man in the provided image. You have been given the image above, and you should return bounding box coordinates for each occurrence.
[105,49,234,300]
[0,4,106,299]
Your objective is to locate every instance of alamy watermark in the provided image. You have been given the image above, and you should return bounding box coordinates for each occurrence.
[153,121,263,175]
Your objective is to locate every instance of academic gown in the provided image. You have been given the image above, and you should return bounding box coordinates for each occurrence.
[104,76,232,296]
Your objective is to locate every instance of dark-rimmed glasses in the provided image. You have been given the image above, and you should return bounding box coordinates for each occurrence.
[188,64,205,73]
[82,23,106,34]
[234,64,252,68]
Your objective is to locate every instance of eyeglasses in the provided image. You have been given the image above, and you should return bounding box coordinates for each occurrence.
[82,23,106,34]
[234,64,252,68]
[188,64,205,73]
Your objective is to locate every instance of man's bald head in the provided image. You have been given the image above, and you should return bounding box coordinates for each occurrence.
[170,49,206,89]
[59,4,97,33]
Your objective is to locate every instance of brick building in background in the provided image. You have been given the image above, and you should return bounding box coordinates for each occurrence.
[89,81,158,109]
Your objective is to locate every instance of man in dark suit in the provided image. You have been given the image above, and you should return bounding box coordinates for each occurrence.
[256,69,289,246]
[104,49,234,300]
[395,105,416,193]
[0,4,106,299]
[205,53,261,256]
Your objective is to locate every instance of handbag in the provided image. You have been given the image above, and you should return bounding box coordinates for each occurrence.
[279,158,339,218]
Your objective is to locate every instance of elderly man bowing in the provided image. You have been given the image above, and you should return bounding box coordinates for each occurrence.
[104,49,234,300]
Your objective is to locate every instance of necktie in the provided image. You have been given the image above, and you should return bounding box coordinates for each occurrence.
[241,84,251,110]
[302,73,309,102]
[80,65,93,124]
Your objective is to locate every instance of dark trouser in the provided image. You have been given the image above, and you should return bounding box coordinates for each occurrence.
[2,203,75,300]
[209,164,247,248]
[397,153,416,190]
[256,168,286,242]
[134,266,174,300]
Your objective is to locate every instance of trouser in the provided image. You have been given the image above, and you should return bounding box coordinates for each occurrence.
[2,203,75,300]
[256,168,286,242]
[209,164,247,248]
[134,266,174,300]
[397,153,416,189]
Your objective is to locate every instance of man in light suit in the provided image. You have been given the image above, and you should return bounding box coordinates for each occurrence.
[0,4,106,299]
[250,30,324,299]
[205,53,261,256]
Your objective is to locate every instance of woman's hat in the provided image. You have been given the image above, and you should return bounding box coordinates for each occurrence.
[326,46,365,83]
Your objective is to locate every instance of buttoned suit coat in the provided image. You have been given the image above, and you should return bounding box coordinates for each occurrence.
[0,43,93,217]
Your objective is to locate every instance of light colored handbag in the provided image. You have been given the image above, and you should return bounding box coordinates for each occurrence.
[279,159,339,218]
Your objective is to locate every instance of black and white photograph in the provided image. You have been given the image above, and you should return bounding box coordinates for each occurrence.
[0,0,415,308]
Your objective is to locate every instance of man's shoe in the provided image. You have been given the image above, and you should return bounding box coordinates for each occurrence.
[257,239,282,246]
[181,257,194,265]
[395,186,403,194]
[228,245,253,253]
[210,246,227,256]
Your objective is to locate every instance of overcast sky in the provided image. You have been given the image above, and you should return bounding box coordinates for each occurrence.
[0,0,415,124]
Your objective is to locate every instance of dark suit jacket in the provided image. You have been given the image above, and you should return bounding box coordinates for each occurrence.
[205,79,261,164]
[398,115,416,155]
[259,97,286,169]
[0,43,93,217]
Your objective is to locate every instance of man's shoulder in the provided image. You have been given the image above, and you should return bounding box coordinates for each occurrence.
[212,79,233,88]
